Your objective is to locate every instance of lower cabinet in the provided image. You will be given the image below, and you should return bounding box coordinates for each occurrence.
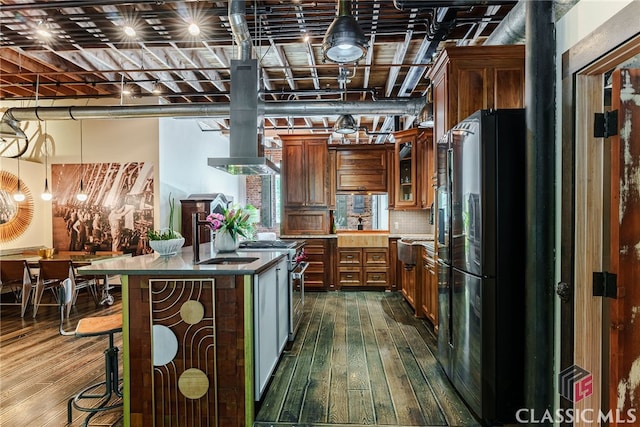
[304,238,331,290]
[337,247,389,289]
[400,245,438,324]
[254,257,289,401]
[419,246,438,327]
[400,262,417,310]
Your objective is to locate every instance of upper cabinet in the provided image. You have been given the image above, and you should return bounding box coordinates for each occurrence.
[330,144,391,193]
[427,45,525,143]
[281,134,330,208]
[281,134,331,235]
[393,128,433,209]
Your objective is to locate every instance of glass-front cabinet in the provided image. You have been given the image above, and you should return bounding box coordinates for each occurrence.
[394,128,418,208]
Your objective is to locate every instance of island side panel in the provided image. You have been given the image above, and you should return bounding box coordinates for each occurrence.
[126,274,250,427]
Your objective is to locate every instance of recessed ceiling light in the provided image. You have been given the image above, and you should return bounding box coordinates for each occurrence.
[36,28,52,39]
[188,23,200,36]
[123,25,136,37]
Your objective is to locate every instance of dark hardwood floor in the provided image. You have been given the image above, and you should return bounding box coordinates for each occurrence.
[0,289,124,427]
[255,291,479,427]
[1,289,478,427]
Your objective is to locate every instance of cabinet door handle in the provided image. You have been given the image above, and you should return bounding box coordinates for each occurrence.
[372,275,380,280]
[346,255,354,259]
[373,255,380,260]
[346,275,353,279]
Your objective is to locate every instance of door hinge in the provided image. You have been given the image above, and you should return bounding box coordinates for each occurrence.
[594,110,618,138]
[593,271,617,299]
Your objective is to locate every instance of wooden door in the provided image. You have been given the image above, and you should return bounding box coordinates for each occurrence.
[608,67,640,424]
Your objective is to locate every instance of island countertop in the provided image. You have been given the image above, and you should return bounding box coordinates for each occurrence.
[76,243,287,276]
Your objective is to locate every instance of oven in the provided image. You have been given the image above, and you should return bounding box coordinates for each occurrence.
[238,239,307,341]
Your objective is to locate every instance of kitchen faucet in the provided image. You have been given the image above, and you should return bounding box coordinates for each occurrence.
[192,212,211,263]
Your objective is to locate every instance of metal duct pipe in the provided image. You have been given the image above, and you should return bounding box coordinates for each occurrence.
[2,97,427,122]
[393,0,515,10]
[229,0,252,61]
[484,0,579,45]
[483,0,525,45]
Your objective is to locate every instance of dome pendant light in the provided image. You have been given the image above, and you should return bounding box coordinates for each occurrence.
[334,114,358,134]
[76,120,88,202]
[41,121,52,201]
[322,0,368,64]
[13,156,25,202]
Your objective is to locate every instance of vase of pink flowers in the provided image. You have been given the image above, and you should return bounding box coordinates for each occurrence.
[205,204,258,253]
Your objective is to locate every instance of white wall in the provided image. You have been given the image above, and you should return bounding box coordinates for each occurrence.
[158,117,245,232]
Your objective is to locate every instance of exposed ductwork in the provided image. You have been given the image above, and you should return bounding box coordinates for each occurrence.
[1,97,426,123]
[228,0,253,61]
[484,0,579,45]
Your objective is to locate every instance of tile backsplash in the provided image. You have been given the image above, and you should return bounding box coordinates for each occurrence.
[389,209,434,234]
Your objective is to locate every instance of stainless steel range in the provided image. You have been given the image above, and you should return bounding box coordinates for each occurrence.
[238,240,308,340]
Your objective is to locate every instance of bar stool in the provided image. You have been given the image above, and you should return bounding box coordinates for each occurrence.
[58,278,123,426]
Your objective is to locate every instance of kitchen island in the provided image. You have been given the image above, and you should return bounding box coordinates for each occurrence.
[78,244,288,427]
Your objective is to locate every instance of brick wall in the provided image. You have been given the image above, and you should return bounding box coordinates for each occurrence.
[246,147,282,236]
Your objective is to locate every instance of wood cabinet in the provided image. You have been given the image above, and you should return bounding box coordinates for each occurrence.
[330,144,391,193]
[337,246,389,289]
[419,244,438,327]
[281,134,331,235]
[389,238,399,291]
[400,262,418,311]
[281,134,330,208]
[427,45,525,143]
[417,129,435,209]
[393,128,433,209]
[303,238,332,290]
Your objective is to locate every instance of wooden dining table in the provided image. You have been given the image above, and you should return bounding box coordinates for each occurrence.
[0,252,131,268]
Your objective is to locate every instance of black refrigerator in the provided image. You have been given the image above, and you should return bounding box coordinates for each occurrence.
[436,109,525,426]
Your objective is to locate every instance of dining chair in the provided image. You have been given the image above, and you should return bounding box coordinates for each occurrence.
[0,259,34,317]
[59,278,123,426]
[33,260,98,318]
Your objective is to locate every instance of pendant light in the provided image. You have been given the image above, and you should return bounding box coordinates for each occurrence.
[41,121,52,201]
[76,120,88,202]
[322,0,368,64]
[13,156,26,202]
[334,67,358,134]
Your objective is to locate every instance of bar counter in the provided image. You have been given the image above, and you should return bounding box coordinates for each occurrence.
[78,244,288,427]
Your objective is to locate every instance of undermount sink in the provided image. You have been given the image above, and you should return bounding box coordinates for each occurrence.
[197,257,259,265]
[397,240,418,265]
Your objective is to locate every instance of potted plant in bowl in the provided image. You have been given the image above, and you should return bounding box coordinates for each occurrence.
[147,194,185,256]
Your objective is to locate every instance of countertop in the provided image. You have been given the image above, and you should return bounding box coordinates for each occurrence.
[77,243,287,276]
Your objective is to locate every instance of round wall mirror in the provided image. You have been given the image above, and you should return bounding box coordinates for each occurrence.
[0,170,34,242]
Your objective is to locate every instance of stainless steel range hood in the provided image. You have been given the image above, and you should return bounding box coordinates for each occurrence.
[208,56,279,175]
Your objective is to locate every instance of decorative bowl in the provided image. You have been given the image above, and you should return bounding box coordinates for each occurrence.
[38,248,55,259]
[149,237,185,256]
